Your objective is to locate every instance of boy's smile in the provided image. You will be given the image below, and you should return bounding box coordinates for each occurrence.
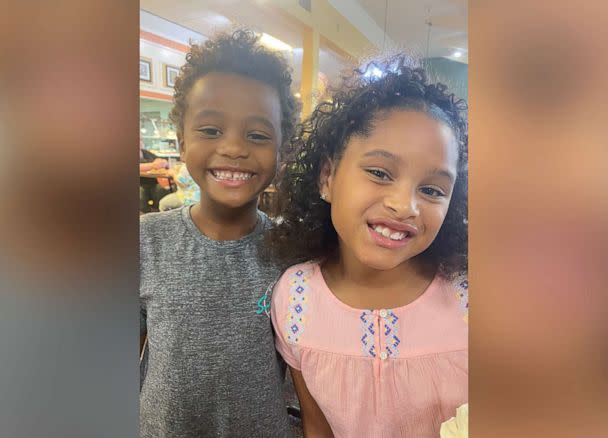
[208,168,255,186]
[181,72,282,210]
[321,110,458,271]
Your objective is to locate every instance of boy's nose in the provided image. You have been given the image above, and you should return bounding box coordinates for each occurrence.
[216,135,250,159]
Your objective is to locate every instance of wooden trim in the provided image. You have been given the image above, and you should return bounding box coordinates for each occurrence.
[140,29,189,53]
[140,90,173,102]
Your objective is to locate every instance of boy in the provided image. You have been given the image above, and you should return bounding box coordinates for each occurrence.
[140,30,298,437]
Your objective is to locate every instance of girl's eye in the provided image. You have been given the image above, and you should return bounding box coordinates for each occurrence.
[247,132,272,142]
[366,168,392,181]
[419,186,446,197]
[197,127,222,138]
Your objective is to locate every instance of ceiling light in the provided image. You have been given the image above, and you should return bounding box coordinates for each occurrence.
[259,33,292,51]
[364,67,383,79]
[452,50,463,58]
[208,14,230,26]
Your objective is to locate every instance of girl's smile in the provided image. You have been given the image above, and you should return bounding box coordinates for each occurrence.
[321,110,458,272]
[367,219,418,248]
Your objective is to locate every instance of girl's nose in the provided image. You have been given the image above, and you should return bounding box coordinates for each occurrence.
[383,189,420,219]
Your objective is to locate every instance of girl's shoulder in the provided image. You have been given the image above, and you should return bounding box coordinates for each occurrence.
[271,261,319,301]
[445,272,468,323]
[275,261,319,288]
[283,260,319,276]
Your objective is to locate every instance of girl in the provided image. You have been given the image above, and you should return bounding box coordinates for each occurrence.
[269,57,468,437]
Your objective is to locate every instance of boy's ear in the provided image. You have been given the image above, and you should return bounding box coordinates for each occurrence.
[318,159,334,203]
[178,135,185,161]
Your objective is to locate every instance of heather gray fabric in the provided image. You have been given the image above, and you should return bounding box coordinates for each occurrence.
[140,206,291,437]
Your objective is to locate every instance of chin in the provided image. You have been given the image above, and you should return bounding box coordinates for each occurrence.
[355,251,405,271]
[210,194,257,210]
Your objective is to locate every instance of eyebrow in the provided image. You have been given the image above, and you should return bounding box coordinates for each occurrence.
[192,109,223,120]
[430,168,456,182]
[246,115,276,133]
[362,149,401,162]
[191,110,276,133]
[363,149,456,181]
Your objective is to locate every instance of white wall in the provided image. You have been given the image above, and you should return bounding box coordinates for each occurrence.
[140,40,187,96]
[139,10,207,97]
[140,9,206,46]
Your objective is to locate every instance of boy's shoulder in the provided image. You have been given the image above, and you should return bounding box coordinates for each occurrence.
[140,208,186,241]
[257,210,274,231]
[140,207,183,225]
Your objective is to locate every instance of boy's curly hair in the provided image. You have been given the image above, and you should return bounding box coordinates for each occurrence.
[170,29,299,149]
[267,56,468,279]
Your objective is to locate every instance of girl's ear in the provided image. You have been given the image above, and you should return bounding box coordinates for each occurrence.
[318,158,334,203]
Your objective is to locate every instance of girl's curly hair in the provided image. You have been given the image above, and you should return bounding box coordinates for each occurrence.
[267,56,468,279]
[170,29,299,149]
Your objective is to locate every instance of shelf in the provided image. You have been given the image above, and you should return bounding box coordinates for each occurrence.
[155,152,180,158]
[141,136,177,140]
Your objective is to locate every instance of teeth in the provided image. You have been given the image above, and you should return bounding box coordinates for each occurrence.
[389,232,405,240]
[212,170,253,180]
[372,225,408,241]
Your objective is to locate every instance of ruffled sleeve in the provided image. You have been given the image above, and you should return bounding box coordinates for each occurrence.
[453,274,468,324]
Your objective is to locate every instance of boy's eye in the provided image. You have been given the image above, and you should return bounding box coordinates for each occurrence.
[366,168,392,181]
[419,186,446,197]
[197,127,222,138]
[247,131,272,142]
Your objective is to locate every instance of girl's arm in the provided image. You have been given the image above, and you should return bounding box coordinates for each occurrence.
[289,366,334,438]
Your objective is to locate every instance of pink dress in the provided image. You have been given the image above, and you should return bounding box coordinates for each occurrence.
[271,262,468,437]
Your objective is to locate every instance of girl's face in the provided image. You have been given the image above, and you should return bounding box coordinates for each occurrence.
[320,110,459,271]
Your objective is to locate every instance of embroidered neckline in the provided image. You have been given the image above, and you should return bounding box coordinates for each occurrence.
[360,310,401,359]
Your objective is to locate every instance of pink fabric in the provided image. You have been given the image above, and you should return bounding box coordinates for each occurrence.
[271,262,468,437]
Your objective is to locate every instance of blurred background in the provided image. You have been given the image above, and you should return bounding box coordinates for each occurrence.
[3,0,606,437]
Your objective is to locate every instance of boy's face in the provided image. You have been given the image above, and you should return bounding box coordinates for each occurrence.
[320,110,458,271]
[181,72,282,210]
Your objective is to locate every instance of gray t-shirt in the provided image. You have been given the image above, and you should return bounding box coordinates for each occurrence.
[140,207,291,437]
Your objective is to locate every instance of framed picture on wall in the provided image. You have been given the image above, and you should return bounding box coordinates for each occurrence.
[163,64,180,88]
[140,57,153,82]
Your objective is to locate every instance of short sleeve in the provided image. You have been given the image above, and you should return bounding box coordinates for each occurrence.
[140,300,147,337]
[270,267,305,370]
[139,221,148,338]
[453,274,468,323]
